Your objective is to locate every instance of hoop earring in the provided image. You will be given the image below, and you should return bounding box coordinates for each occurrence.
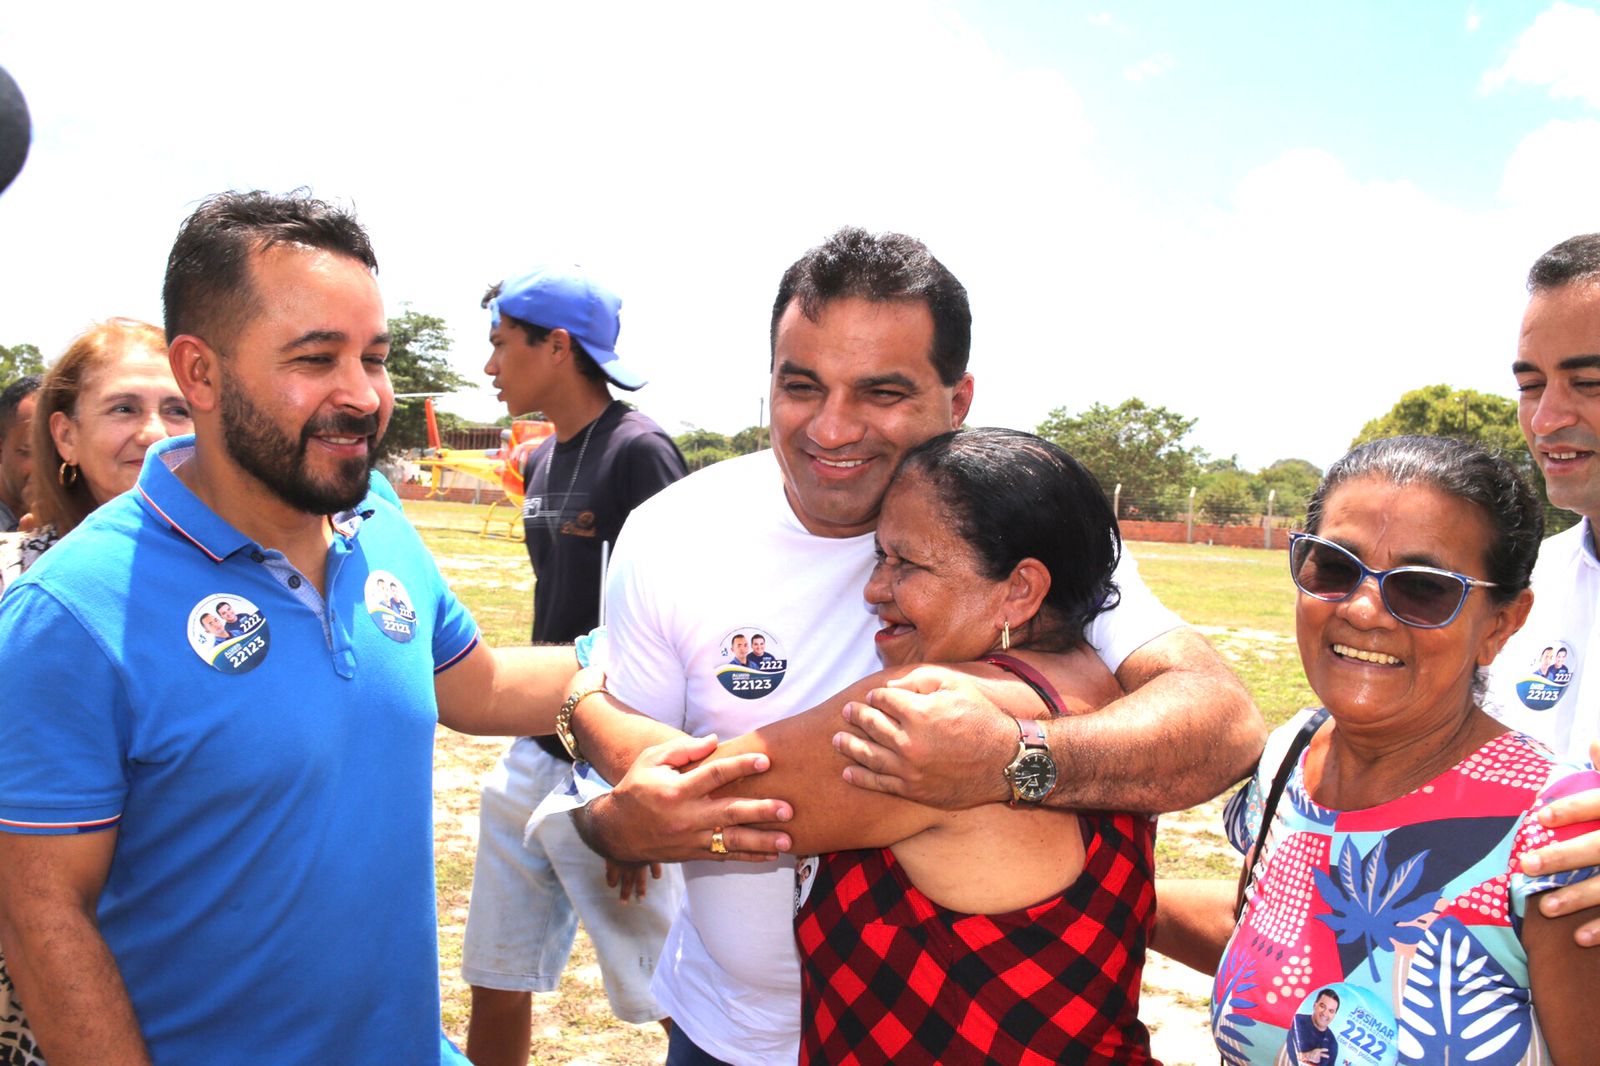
[59,462,79,488]
[1001,620,1011,651]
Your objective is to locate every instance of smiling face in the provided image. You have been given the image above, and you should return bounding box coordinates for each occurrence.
[1296,477,1527,729]
[51,342,191,506]
[769,297,972,539]
[1515,280,1600,522]
[865,470,1012,668]
[1311,993,1338,1031]
[211,244,391,515]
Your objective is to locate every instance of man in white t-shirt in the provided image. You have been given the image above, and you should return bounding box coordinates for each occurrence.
[1489,233,1600,949]
[565,227,1265,1064]
[1491,233,1600,758]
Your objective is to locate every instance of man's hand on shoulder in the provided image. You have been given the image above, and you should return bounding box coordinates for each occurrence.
[833,666,1014,809]
[573,734,794,863]
[1523,739,1600,947]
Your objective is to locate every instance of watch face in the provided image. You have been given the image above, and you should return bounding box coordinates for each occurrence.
[1012,750,1058,802]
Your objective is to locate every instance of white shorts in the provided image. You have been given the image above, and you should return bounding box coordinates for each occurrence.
[461,737,683,1023]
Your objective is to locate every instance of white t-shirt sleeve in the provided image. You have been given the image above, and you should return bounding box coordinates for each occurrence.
[1085,550,1185,673]
[603,514,689,730]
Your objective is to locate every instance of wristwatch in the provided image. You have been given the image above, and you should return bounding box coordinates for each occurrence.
[556,685,606,762]
[1002,718,1058,805]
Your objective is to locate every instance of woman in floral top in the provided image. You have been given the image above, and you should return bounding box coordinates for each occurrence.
[1156,436,1600,1066]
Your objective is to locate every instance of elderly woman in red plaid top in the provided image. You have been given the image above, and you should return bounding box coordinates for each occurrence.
[571,428,1160,1064]
[780,428,1157,1065]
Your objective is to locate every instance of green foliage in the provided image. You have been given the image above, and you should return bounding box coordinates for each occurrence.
[1351,384,1525,454]
[674,427,737,471]
[1352,383,1574,535]
[384,306,471,459]
[1197,468,1259,525]
[1,342,43,384]
[730,425,768,454]
[1037,398,1204,520]
[1257,458,1323,522]
[674,424,767,470]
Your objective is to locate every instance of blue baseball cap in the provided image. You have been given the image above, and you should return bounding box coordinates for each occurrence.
[489,264,646,391]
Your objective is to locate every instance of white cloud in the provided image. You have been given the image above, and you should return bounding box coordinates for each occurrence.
[1467,9,1482,32]
[1088,12,1116,28]
[1124,54,1175,83]
[1482,1,1600,106]
[0,0,1578,472]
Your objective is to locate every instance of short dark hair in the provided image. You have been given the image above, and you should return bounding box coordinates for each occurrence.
[1306,435,1542,607]
[0,373,40,433]
[1316,989,1341,1007]
[481,281,607,386]
[163,189,379,352]
[1527,234,1600,292]
[894,428,1121,651]
[770,227,971,386]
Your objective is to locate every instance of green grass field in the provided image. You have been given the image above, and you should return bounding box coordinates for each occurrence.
[1125,541,1318,730]
[409,499,1314,1060]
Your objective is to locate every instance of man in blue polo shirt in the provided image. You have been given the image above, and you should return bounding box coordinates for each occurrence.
[0,191,584,1065]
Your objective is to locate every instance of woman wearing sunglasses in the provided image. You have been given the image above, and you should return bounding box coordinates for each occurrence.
[1157,435,1600,1066]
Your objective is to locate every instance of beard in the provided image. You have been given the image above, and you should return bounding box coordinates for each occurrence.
[220,381,384,515]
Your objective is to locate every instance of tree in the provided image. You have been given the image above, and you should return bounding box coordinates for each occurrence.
[1257,458,1323,523]
[1036,398,1204,520]
[383,307,471,459]
[730,425,768,455]
[1198,468,1259,525]
[1,342,42,384]
[674,427,736,471]
[1352,384,1574,534]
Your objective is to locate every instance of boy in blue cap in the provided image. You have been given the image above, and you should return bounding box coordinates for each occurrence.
[463,264,687,1065]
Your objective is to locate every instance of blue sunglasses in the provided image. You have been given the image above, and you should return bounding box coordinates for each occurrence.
[1287,532,1498,629]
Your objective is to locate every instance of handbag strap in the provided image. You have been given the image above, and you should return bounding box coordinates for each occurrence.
[1235,708,1329,920]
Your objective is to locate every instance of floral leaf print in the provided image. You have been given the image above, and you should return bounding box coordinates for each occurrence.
[1211,944,1261,1066]
[1289,778,1338,826]
[1396,916,1530,1066]
[1313,836,1436,980]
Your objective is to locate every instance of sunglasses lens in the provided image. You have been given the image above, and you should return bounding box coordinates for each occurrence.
[1383,571,1467,627]
[1291,539,1361,598]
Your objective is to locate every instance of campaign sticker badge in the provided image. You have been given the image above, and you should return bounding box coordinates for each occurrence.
[715,627,788,700]
[1282,983,1395,1066]
[1515,639,1575,712]
[188,594,270,675]
[366,570,418,643]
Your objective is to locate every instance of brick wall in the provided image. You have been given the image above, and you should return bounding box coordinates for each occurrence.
[1117,518,1298,550]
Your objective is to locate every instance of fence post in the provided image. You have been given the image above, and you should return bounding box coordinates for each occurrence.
[1186,486,1196,544]
[1265,489,1276,549]
[1113,483,1122,519]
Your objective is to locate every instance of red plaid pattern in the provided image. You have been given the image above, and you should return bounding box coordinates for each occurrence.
[797,813,1159,1065]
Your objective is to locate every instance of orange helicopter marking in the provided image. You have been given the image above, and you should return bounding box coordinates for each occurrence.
[415,397,554,537]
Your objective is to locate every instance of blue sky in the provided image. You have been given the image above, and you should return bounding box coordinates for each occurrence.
[3,1,1598,470]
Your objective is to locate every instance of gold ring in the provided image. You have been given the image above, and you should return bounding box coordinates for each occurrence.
[709,828,727,855]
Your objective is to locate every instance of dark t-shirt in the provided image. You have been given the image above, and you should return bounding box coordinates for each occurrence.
[521,401,686,757]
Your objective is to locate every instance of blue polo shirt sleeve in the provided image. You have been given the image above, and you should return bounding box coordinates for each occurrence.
[419,544,478,674]
[0,583,129,835]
